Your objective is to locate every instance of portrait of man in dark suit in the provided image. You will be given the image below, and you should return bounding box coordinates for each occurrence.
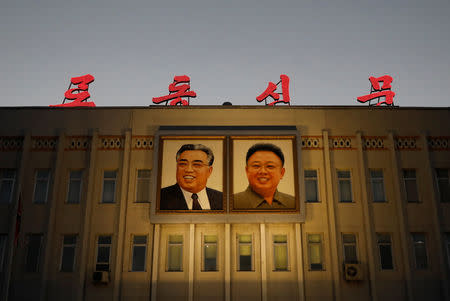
[160,143,223,210]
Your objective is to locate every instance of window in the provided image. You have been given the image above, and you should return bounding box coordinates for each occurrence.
[25,234,43,272]
[131,235,147,271]
[167,235,183,271]
[203,235,217,271]
[377,233,394,270]
[33,169,51,204]
[273,234,288,271]
[403,170,419,202]
[445,233,450,268]
[60,235,77,272]
[342,234,358,263]
[67,170,83,204]
[436,169,450,203]
[411,233,428,270]
[96,235,112,271]
[238,234,252,271]
[337,170,352,202]
[370,170,386,202]
[101,171,117,203]
[0,234,7,272]
[305,170,319,202]
[136,170,151,203]
[307,234,323,270]
[0,169,16,204]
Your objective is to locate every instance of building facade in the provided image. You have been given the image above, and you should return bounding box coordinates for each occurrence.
[0,106,449,301]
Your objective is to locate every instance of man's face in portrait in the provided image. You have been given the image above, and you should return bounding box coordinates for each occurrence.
[245,150,285,196]
[176,150,213,193]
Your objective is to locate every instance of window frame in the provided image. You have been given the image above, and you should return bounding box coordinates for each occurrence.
[202,234,218,272]
[376,232,394,270]
[0,169,16,204]
[135,169,151,203]
[304,169,319,203]
[337,170,353,203]
[237,234,253,272]
[369,169,387,202]
[272,234,289,271]
[131,235,148,272]
[32,169,51,204]
[167,234,183,272]
[403,169,420,203]
[66,170,83,204]
[60,234,77,272]
[307,233,324,271]
[95,235,112,272]
[101,170,117,204]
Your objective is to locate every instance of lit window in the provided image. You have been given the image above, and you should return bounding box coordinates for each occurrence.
[307,234,323,270]
[60,235,77,272]
[25,234,43,272]
[436,169,450,203]
[370,170,386,202]
[136,170,151,203]
[167,235,183,271]
[101,171,117,203]
[0,169,16,204]
[67,170,83,204]
[0,234,7,272]
[96,235,112,271]
[342,234,358,263]
[238,234,252,271]
[305,170,319,202]
[273,234,288,271]
[131,235,147,271]
[33,169,51,204]
[411,233,428,270]
[403,170,419,202]
[337,170,352,202]
[203,235,217,271]
[377,233,394,270]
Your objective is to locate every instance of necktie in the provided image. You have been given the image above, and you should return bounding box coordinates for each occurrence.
[191,193,202,210]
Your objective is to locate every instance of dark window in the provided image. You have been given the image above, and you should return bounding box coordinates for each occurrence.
[238,234,252,271]
[337,170,352,202]
[370,170,386,202]
[436,169,450,203]
[60,235,77,272]
[101,171,117,203]
[167,235,183,271]
[96,235,112,271]
[377,233,394,270]
[403,170,419,202]
[342,234,358,263]
[412,233,428,270]
[273,234,288,271]
[305,170,319,202]
[136,170,151,203]
[307,234,323,270]
[33,170,51,204]
[0,169,16,204]
[0,234,7,272]
[67,170,83,204]
[26,234,43,272]
[203,235,217,271]
[132,235,147,271]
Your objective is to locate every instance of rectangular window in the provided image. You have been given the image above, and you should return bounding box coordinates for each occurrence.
[0,234,7,272]
[377,233,394,270]
[203,235,218,271]
[337,170,352,202]
[412,233,428,270]
[342,233,358,263]
[445,233,450,268]
[131,235,147,271]
[403,169,419,202]
[60,235,77,272]
[273,234,288,271]
[305,170,319,202]
[136,170,151,203]
[96,235,112,271]
[25,234,43,272]
[67,170,83,204]
[436,169,450,203]
[0,169,16,204]
[101,171,117,203]
[307,234,323,270]
[370,170,386,202]
[238,234,252,271]
[33,169,51,204]
[167,235,183,271]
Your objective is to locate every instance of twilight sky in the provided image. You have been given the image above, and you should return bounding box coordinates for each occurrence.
[1,0,449,107]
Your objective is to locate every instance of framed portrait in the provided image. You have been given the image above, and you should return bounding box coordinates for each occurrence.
[231,136,299,212]
[157,136,226,212]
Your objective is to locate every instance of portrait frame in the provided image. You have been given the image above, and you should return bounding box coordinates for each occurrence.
[156,136,226,213]
[230,136,299,212]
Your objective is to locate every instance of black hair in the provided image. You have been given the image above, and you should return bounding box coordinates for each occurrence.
[245,143,285,166]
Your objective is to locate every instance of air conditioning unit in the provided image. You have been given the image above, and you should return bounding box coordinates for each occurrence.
[93,271,110,284]
[344,263,363,281]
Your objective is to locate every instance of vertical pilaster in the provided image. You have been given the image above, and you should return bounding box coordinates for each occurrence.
[260,223,267,301]
[419,134,450,300]
[387,132,413,301]
[40,132,66,301]
[151,224,160,301]
[2,133,31,301]
[225,223,231,301]
[322,130,342,301]
[188,223,195,301]
[356,132,378,301]
[77,131,98,301]
[113,130,132,301]
[295,223,305,301]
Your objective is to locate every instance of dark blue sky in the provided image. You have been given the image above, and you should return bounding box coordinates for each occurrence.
[1,0,449,107]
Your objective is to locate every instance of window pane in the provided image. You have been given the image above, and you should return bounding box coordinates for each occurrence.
[0,235,7,272]
[339,180,352,202]
[379,245,394,269]
[169,235,183,244]
[168,245,182,271]
[405,179,419,202]
[33,179,49,203]
[304,170,317,178]
[132,246,146,271]
[274,244,288,270]
[308,234,323,270]
[61,246,75,272]
[67,179,81,204]
[97,246,110,263]
[238,234,252,243]
[98,236,112,244]
[305,180,318,202]
[0,180,13,203]
[412,233,428,269]
[239,255,252,271]
[204,235,217,243]
[436,169,450,203]
[26,234,42,272]
[102,181,115,203]
[204,244,217,271]
[337,170,350,178]
[104,171,117,178]
[344,245,357,263]
[133,236,147,244]
[238,234,252,271]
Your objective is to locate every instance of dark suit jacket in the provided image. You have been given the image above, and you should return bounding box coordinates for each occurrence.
[160,184,223,210]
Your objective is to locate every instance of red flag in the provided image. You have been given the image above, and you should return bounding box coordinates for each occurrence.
[14,194,22,247]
